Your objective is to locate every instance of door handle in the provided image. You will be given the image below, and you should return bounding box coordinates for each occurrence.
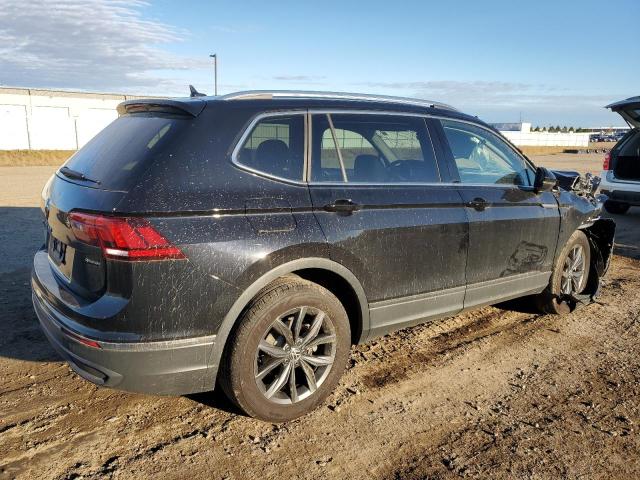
[323,199,360,214]
[466,197,489,211]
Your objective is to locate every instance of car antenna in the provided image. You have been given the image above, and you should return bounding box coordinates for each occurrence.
[189,85,207,97]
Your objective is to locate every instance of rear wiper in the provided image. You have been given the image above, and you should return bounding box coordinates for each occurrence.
[59,166,101,185]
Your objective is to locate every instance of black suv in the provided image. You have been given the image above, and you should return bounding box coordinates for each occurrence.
[32,91,615,421]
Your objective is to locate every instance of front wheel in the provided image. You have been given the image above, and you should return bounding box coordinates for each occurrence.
[604,200,630,215]
[219,276,351,422]
[536,230,591,314]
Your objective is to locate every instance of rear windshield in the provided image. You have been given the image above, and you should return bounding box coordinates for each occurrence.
[62,114,189,191]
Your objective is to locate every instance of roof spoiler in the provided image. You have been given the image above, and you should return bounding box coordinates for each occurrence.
[117,98,206,117]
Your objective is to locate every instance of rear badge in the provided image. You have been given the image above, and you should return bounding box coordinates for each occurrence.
[84,258,101,267]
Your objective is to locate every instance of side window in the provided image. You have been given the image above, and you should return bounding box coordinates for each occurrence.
[236,114,305,181]
[441,119,534,186]
[311,113,439,183]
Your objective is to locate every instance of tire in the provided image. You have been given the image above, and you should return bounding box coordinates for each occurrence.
[536,230,591,314]
[604,200,630,215]
[219,276,351,422]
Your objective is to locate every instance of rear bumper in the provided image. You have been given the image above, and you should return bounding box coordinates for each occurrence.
[600,189,640,205]
[32,285,218,395]
[600,172,640,205]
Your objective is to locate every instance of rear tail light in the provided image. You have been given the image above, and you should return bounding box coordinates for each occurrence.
[68,212,185,261]
[603,152,611,170]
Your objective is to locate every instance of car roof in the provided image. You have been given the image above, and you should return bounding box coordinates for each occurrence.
[118,89,486,126]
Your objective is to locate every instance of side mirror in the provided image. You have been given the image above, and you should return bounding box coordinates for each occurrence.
[534,167,557,193]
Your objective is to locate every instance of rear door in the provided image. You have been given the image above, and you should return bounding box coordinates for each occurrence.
[435,118,560,308]
[307,112,469,337]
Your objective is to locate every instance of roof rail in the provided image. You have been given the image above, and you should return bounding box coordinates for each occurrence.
[219,90,457,111]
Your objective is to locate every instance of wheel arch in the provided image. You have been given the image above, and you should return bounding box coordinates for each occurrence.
[207,257,370,387]
[578,218,616,298]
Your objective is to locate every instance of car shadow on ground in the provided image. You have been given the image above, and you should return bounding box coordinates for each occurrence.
[187,389,247,416]
[0,265,61,363]
[0,206,61,363]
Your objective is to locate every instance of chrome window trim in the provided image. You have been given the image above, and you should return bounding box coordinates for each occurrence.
[230,110,309,186]
[230,108,535,187]
[307,181,539,189]
[309,109,427,118]
[304,112,312,182]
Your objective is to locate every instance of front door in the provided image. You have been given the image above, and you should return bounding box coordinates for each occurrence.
[307,112,469,338]
[436,118,561,308]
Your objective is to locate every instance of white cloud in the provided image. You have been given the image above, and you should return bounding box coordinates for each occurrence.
[273,75,326,82]
[358,80,624,125]
[0,0,207,94]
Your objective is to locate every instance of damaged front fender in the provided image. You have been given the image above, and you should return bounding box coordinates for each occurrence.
[553,218,615,312]
[575,218,616,305]
[582,218,616,292]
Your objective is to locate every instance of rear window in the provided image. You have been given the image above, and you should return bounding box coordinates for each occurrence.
[62,114,189,191]
[235,114,305,181]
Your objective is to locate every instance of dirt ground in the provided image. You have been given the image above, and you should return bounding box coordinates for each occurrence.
[1,155,639,479]
[0,151,75,168]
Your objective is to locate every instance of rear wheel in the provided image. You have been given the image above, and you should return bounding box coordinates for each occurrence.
[219,276,351,422]
[536,230,591,314]
[604,200,630,215]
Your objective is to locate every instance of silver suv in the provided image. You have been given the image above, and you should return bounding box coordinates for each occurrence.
[600,97,640,214]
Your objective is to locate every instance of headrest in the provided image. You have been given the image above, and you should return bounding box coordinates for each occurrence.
[256,139,289,161]
[255,139,289,174]
[353,154,386,182]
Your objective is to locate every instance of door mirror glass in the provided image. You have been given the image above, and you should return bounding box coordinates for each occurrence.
[533,167,557,192]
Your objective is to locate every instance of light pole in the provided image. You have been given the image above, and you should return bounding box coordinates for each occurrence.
[210,54,218,96]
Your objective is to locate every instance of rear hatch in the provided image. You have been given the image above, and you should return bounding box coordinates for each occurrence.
[605,97,640,182]
[606,97,640,129]
[41,100,203,301]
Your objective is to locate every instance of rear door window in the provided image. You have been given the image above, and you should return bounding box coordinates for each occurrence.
[235,114,305,181]
[62,114,189,191]
[311,113,439,183]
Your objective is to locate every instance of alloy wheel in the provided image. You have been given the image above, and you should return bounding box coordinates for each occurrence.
[254,306,337,405]
[561,245,586,295]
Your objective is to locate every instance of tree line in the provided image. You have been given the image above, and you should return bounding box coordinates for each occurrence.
[531,126,591,133]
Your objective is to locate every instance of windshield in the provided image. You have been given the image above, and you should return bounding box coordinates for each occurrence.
[62,114,189,191]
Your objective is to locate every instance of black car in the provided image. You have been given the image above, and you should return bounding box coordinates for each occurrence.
[32,91,615,421]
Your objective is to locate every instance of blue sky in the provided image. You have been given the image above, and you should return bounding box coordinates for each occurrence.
[1,0,638,126]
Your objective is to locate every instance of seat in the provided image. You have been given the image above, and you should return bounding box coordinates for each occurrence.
[254,139,289,176]
[353,154,386,182]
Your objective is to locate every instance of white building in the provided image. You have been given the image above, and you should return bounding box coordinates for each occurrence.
[0,87,153,150]
[492,122,590,147]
